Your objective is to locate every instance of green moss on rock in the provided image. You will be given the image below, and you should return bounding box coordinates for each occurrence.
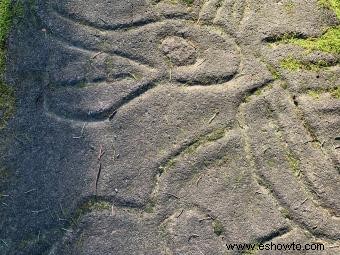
[266,62,282,80]
[144,199,156,213]
[0,0,13,45]
[307,86,340,99]
[286,27,340,54]
[0,0,12,74]
[71,199,111,226]
[287,151,300,177]
[181,0,194,5]
[212,219,224,236]
[284,0,295,14]
[0,0,21,128]
[319,0,340,19]
[276,1,340,54]
[330,86,340,98]
[280,57,334,71]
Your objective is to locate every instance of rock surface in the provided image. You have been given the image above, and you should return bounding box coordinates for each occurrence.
[0,0,339,254]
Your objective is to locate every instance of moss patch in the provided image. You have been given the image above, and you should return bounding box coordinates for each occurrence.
[287,152,300,177]
[181,0,194,5]
[276,1,340,54]
[319,0,340,19]
[285,27,340,54]
[306,86,340,99]
[0,0,22,128]
[212,219,224,236]
[330,86,340,98]
[0,0,23,71]
[72,199,111,226]
[279,208,292,219]
[0,0,13,46]
[0,0,13,77]
[280,57,334,71]
[266,62,282,80]
[280,57,304,71]
[308,90,322,99]
[284,0,295,14]
[144,199,156,213]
